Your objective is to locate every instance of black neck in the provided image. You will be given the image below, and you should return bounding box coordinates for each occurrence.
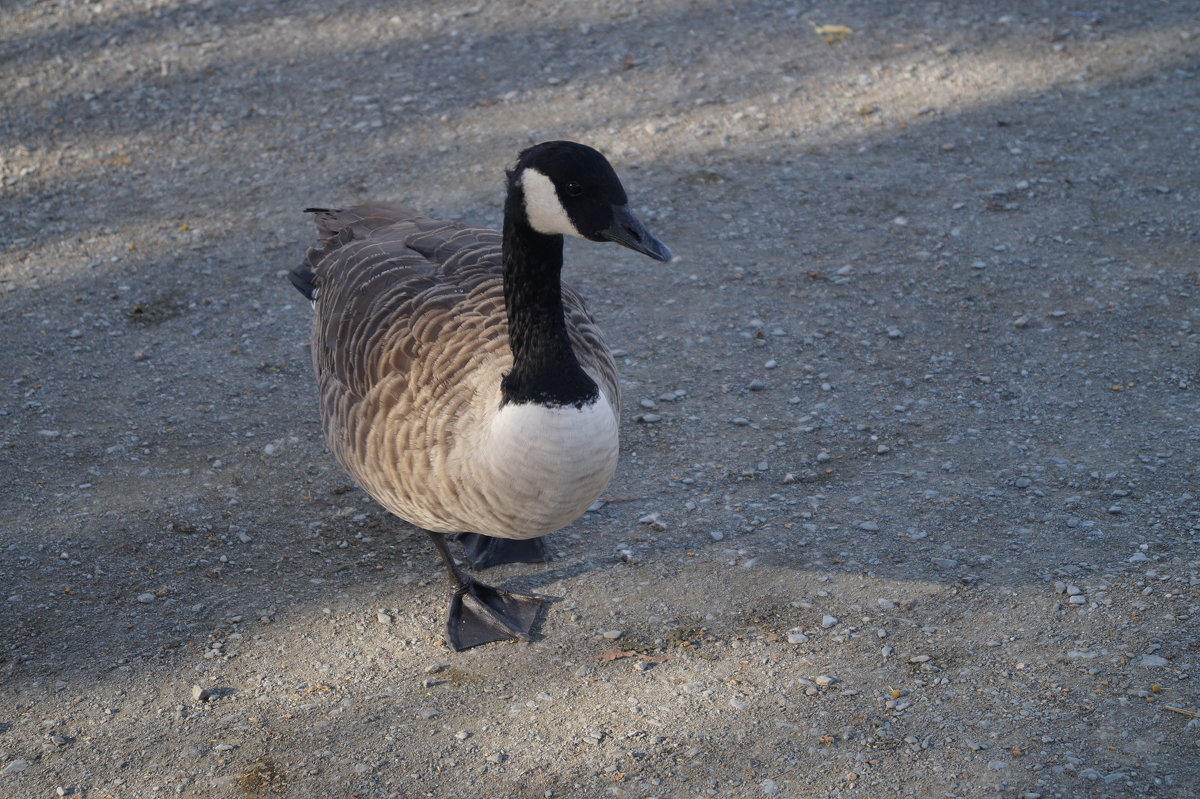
[499,193,599,408]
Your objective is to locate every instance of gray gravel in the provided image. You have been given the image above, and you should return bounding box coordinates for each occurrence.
[3,1,1199,798]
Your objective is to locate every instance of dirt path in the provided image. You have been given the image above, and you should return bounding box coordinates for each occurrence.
[2,1,1198,797]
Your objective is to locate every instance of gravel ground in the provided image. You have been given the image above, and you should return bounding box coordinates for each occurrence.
[3,1,1199,798]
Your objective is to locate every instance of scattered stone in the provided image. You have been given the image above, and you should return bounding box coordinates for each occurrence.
[136,592,156,604]
[787,631,810,644]
[376,611,393,624]
[191,685,211,702]
[821,615,839,629]
[454,731,470,741]
[814,675,838,687]
[858,520,880,531]
[1139,654,1169,668]
[730,697,749,710]
[638,513,666,530]
[877,598,897,610]
[1,760,30,775]
[601,630,625,640]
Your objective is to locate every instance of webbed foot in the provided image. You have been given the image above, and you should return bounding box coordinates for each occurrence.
[455,532,548,570]
[446,577,547,651]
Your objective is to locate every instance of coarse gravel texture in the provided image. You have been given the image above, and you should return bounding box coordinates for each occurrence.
[2,1,1199,798]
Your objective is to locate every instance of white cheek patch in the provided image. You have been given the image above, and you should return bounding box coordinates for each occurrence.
[521,168,583,238]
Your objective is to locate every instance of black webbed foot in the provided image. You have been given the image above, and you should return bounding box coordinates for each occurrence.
[455,533,548,570]
[445,576,547,651]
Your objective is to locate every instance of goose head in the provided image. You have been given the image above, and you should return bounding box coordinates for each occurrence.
[509,141,673,263]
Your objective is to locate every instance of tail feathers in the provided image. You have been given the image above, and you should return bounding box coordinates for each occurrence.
[288,262,317,301]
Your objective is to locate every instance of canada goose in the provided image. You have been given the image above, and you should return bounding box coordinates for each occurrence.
[289,141,671,650]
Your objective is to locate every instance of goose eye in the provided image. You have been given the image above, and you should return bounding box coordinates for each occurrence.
[564,181,584,197]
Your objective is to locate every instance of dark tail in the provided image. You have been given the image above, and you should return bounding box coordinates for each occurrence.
[288,263,317,300]
[288,207,341,300]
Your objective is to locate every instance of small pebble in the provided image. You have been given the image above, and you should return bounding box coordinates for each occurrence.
[377,612,393,624]
[1068,595,1087,605]
[601,630,624,640]
[136,592,156,604]
[730,697,749,710]
[858,520,880,531]
[821,615,839,629]
[638,513,667,530]
[191,685,211,702]
[814,674,837,687]
[1,760,30,775]
[787,631,810,644]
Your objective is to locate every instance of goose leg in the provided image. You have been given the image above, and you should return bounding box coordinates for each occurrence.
[454,532,548,570]
[427,532,547,651]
